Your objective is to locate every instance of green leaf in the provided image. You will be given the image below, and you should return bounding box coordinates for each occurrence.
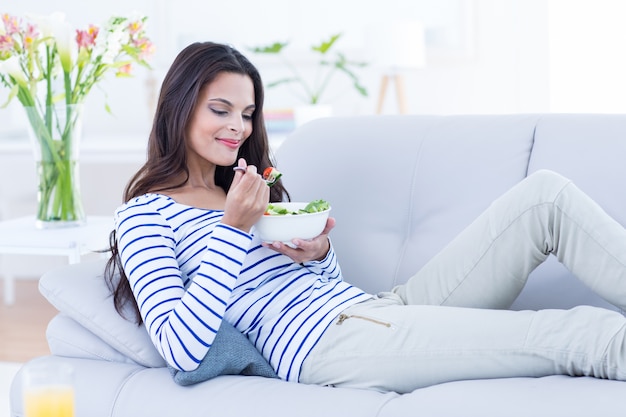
[312,34,341,54]
[303,199,330,212]
[353,82,368,97]
[265,77,299,89]
[249,41,289,54]
[137,60,153,70]
[0,84,19,108]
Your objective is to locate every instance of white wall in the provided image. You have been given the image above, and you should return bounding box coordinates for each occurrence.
[548,0,626,113]
[1,0,555,140]
[404,0,551,115]
[3,0,625,138]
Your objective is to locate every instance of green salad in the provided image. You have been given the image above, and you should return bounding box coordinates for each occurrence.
[264,199,330,216]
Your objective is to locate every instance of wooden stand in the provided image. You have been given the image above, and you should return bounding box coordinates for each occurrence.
[376,73,408,114]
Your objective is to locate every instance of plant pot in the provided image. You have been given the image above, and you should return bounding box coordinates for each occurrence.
[24,105,86,228]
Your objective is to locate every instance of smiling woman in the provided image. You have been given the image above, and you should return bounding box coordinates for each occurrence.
[186,72,256,169]
[104,41,345,383]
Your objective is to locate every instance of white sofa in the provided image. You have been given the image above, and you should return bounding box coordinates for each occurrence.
[10,114,626,417]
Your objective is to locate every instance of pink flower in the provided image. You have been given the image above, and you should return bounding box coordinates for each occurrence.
[116,63,132,76]
[127,20,143,35]
[133,37,155,59]
[23,24,39,48]
[0,34,13,53]
[76,24,98,49]
[0,13,154,110]
[1,14,20,36]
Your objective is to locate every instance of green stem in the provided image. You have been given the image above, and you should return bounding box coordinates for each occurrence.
[27,104,84,223]
[281,57,315,104]
[313,65,337,105]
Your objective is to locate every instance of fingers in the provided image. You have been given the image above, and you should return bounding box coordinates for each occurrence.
[236,166,266,199]
[232,159,263,187]
[232,158,247,185]
[223,159,270,232]
[263,237,329,264]
[320,217,336,236]
[232,161,261,192]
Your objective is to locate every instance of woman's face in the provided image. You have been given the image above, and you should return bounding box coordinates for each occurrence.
[186,71,255,169]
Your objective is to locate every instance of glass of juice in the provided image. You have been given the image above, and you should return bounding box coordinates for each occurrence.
[22,360,75,417]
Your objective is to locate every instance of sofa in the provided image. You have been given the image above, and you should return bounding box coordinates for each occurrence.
[10,114,626,416]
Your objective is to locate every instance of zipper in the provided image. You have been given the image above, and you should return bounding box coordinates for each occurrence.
[336,313,392,328]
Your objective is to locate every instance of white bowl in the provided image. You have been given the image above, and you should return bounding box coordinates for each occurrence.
[254,202,331,244]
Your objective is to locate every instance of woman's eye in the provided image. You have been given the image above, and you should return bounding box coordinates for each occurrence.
[211,108,227,116]
[243,114,253,121]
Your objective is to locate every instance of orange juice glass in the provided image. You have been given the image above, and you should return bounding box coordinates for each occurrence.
[22,361,75,417]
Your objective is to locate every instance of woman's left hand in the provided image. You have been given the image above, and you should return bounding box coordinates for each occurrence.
[263,217,335,263]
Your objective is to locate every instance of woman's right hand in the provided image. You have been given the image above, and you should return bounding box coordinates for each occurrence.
[221,158,270,232]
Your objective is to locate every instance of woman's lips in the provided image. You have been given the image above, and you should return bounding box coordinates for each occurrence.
[218,138,240,149]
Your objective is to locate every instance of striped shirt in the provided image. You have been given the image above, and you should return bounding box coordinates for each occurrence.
[114,193,371,381]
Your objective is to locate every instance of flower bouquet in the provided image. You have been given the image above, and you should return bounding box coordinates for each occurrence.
[0,12,154,226]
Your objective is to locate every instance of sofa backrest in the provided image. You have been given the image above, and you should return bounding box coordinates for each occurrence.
[275,114,626,313]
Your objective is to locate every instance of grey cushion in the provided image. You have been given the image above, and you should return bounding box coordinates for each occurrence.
[39,259,167,368]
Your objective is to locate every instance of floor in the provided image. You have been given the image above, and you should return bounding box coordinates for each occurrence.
[0,279,58,417]
[0,279,56,362]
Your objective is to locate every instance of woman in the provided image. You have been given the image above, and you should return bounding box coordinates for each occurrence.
[106,41,626,393]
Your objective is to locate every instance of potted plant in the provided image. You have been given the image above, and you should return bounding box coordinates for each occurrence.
[249,33,368,126]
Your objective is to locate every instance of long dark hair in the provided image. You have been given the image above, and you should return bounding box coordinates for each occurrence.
[105,42,289,324]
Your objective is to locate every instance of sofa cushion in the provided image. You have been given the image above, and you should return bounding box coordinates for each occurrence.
[277,115,539,294]
[39,259,167,368]
[46,313,139,365]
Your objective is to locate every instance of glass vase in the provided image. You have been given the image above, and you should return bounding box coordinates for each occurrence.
[24,104,86,228]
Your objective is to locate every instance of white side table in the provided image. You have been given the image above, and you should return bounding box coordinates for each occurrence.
[0,216,113,305]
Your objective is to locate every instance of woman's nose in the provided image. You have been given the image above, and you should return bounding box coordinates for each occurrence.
[229,115,245,133]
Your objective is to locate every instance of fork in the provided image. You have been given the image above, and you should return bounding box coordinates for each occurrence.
[232,166,279,187]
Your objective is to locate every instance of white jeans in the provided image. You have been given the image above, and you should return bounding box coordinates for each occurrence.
[299,170,626,393]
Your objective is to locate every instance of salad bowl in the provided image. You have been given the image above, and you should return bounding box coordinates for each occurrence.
[254,201,331,244]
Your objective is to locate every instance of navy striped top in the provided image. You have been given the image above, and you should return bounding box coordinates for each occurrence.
[114,193,371,381]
